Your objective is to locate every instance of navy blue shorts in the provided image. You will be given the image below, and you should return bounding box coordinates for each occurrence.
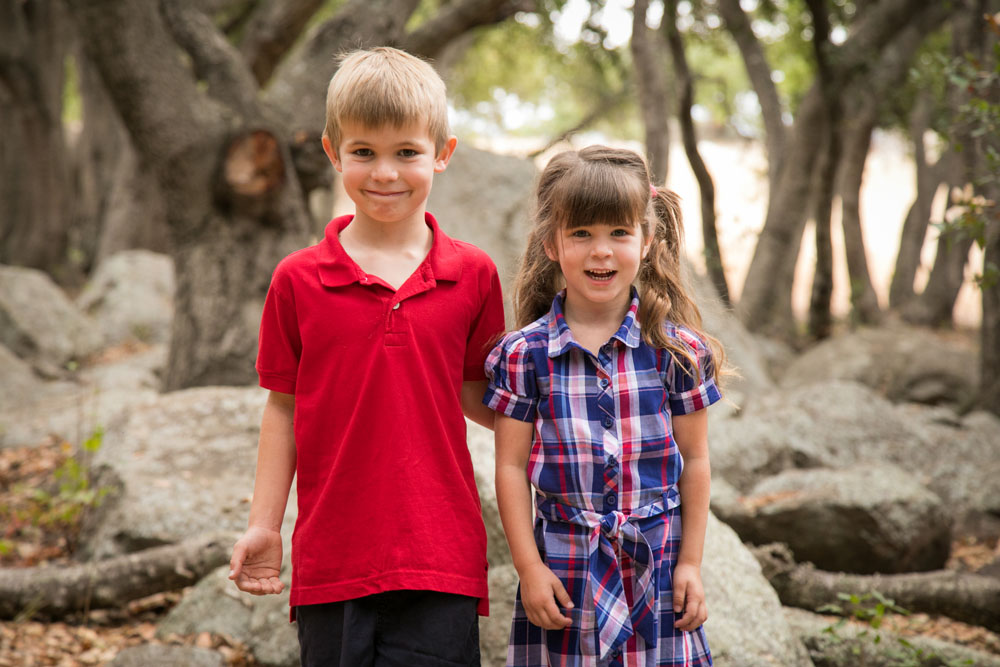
[296,590,480,666]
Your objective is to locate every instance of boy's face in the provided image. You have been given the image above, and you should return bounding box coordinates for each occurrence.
[324,120,456,229]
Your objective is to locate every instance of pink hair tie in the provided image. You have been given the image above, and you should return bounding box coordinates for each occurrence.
[650,184,657,197]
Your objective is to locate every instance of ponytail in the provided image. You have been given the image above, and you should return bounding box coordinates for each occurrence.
[639,187,726,386]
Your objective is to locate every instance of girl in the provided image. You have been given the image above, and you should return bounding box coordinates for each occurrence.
[484,146,725,667]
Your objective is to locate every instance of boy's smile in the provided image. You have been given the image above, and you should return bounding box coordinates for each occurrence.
[324,121,456,230]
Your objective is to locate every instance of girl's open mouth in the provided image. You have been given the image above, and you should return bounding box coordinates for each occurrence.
[585,269,616,281]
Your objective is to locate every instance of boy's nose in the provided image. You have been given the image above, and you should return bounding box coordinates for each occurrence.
[371,160,398,181]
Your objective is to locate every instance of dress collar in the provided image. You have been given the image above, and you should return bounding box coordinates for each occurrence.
[546,288,642,358]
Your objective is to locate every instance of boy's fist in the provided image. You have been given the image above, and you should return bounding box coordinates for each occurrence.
[229,526,284,595]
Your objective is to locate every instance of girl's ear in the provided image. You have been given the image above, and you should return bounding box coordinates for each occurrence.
[642,234,654,260]
[543,238,559,263]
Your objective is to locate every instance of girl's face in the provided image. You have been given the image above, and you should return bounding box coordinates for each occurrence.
[545,219,650,314]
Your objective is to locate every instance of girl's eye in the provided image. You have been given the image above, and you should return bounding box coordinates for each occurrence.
[611,228,631,237]
[570,229,590,238]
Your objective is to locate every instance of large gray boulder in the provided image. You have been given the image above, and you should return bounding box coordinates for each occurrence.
[780,324,977,407]
[710,380,926,492]
[79,386,279,559]
[726,465,950,574]
[0,264,104,366]
[0,344,163,448]
[428,146,536,303]
[77,250,175,345]
[108,645,225,667]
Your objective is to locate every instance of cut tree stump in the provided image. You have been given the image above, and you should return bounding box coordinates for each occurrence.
[0,533,233,620]
[752,543,1000,633]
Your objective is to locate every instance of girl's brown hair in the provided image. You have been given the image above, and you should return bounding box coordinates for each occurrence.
[513,145,725,385]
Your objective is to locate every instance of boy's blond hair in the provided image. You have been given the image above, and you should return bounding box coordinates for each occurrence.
[323,47,450,153]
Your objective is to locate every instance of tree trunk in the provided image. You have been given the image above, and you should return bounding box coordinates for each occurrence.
[808,120,837,340]
[889,93,947,310]
[238,0,325,85]
[717,0,786,193]
[0,533,232,620]
[753,543,1000,633]
[738,0,945,336]
[902,0,984,328]
[836,101,882,325]
[663,0,729,306]
[630,0,670,184]
[0,0,73,279]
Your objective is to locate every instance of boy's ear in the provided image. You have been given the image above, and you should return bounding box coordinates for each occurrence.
[433,136,458,173]
[321,135,342,172]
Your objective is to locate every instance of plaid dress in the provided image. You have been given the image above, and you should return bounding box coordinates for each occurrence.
[484,291,721,667]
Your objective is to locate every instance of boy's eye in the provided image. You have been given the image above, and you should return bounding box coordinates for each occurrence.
[352,148,373,157]
[398,148,419,158]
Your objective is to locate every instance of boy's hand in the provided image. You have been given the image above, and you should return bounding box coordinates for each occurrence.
[672,562,707,631]
[229,526,284,595]
[518,562,574,630]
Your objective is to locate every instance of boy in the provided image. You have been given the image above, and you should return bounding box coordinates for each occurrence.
[228,47,505,666]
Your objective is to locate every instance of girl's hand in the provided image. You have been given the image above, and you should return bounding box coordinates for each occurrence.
[229,526,284,595]
[672,562,708,631]
[518,562,574,630]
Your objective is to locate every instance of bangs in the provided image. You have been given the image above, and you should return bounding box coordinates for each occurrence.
[553,161,648,230]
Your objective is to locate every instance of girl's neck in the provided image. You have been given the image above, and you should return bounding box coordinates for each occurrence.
[562,290,632,353]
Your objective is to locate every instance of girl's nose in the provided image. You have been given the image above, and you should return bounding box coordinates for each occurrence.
[592,239,612,257]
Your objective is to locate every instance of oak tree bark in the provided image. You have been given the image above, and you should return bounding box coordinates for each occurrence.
[631,0,670,185]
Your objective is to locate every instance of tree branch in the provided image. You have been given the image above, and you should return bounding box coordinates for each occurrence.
[0,533,234,620]
[237,0,324,85]
[401,0,534,60]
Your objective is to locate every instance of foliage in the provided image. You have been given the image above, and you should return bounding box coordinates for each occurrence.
[934,22,1000,290]
[0,429,111,566]
[819,592,975,666]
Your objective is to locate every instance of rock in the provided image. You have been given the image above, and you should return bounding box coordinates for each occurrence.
[482,564,519,667]
[783,607,1000,667]
[78,386,282,559]
[0,342,46,414]
[0,344,164,448]
[428,146,536,310]
[780,324,978,408]
[709,380,926,492]
[702,514,813,667]
[689,269,773,407]
[77,250,175,345]
[0,264,104,366]
[108,644,225,667]
[158,565,298,667]
[731,465,950,574]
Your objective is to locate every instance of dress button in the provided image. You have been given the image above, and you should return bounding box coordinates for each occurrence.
[392,302,400,310]
[602,416,613,429]
[606,493,617,508]
[607,455,617,467]
[600,378,610,388]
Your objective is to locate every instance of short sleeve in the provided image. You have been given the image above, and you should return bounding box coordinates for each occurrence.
[463,264,506,381]
[255,267,301,394]
[665,326,722,415]
[483,333,539,422]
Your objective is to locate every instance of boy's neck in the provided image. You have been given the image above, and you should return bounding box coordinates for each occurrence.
[340,210,432,253]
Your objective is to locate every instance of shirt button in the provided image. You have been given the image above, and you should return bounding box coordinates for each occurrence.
[602,416,613,429]
[599,378,610,388]
[392,302,400,310]
[606,493,617,508]
[607,455,617,466]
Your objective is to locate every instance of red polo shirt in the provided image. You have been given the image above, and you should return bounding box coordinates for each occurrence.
[256,213,505,615]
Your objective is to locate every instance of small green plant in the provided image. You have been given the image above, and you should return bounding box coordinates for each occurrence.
[29,426,110,528]
[819,591,974,666]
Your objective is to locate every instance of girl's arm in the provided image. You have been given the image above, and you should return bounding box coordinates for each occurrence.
[495,414,573,629]
[672,408,711,631]
[229,390,296,595]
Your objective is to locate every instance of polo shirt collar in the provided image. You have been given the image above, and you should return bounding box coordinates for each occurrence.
[316,212,462,287]
[547,287,642,358]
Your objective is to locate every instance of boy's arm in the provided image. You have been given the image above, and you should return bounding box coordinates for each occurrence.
[671,408,711,631]
[229,390,296,595]
[462,380,495,430]
[495,414,573,629]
